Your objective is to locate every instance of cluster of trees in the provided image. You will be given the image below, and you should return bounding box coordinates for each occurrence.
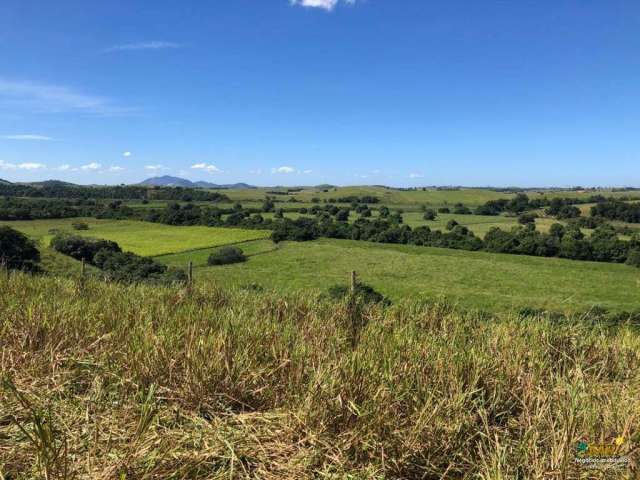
[485,223,640,265]
[0,183,229,202]
[474,193,610,217]
[50,234,186,284]
[0,226,40,272]
[331,195,380,204]
[0,198,94,220]
[271,216,484,251]
[267,216,640,266]
[591,199,640,223]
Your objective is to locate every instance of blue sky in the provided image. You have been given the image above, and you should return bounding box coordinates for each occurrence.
[1,0,639,187]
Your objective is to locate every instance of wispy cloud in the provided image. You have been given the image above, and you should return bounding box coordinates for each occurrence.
[0,78,131,115]
[289,0,356,11]
[1,134,54,141]
[105,166,124,172]
[80,162,101,171]
[105,41,181,53]
[122,151,132,157]
[0,160,47,170]
[409,172,425,179]
[272,166,296,174]
[56,164,71,171]
[145,164,169,172]
[191,162,221,174]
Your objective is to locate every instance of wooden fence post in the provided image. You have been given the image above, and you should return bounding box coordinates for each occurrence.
[187,261,193,286]
[80,258,86,278]
[350,270,357,293]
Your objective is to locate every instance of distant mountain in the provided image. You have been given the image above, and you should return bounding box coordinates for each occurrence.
[139,176,255,189]
[26,180,78,187]
[139,176,194,187]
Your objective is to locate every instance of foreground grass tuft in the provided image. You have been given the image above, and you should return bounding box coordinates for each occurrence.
[0,273,638,478]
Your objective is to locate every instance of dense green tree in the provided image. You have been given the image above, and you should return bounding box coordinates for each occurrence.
[0,226,40,271]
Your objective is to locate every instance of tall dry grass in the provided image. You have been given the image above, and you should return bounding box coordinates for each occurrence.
[0,272,638,479]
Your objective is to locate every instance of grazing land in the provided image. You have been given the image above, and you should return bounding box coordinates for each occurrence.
[3,195,640,314]
[160,237,640,313]
[1,218,270,256]
[1,273,637,478]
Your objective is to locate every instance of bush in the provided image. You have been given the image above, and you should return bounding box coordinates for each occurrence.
[0,226,40,271]
[207,246,247,266]
[423,209,437,221]
[328,282,390,306]
[518,213,537,225]
[626,249,640,267]
[51,234,121,262]
[438,207,450,214]
[446,219,459,231]
[72,222,89,230]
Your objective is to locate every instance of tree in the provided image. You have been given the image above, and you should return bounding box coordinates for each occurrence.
[336,208,350,222]
[626,249,640,267]
[0,226,40,271]
[446,220,458,231]
[518,213,537,225]
[423,209,437,221]
[207,247,247,266]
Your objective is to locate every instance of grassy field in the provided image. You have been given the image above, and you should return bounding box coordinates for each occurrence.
[1,218,270,256]
[214,186,640,206]
[1,273,638,478]
[159,238,640,314]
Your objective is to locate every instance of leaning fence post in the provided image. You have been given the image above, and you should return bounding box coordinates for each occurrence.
[350,270,357,293]
[187,261,193,286]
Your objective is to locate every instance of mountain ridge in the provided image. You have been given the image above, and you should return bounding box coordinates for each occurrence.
[139,175,255,189]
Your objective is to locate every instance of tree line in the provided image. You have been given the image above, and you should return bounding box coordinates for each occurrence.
[0,183,229,202]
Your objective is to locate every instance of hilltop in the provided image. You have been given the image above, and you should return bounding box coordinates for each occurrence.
[139,175,255,189]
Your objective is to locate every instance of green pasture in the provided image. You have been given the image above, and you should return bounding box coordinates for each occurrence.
[158,237,640,314]
[0,218,270,256]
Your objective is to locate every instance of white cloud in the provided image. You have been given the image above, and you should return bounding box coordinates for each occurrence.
[290,0,356,11]
[145,164,169,172]
[191,162,221,174]
[56,164,71,171]
[303,169,313,174]
[0,160,47,170]
[0,78,130,115]
[122,151,132,157]
[1,134,54,141]
[105,41,182,53]
[81,162,101,171]
[106,166,124,172]
[272,166,296,174]
[409,173,425,179]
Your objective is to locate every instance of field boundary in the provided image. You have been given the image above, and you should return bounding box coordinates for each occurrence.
[152,237,272,258]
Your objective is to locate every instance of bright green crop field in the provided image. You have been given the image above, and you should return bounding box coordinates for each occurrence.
[158,237,640,314]
[0,218,269,256]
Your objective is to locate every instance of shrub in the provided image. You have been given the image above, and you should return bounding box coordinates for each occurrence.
[0,226,40,272]
[438,207,450,214]
[328,282,390,306]
[626,249,640,267]
[452,203,472,215]
[446,219,459,231]
[207,246,247,266]
[72,222,89,230]
[423,209,437,221]
[518,213,537,225]
[50,234,121,262]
